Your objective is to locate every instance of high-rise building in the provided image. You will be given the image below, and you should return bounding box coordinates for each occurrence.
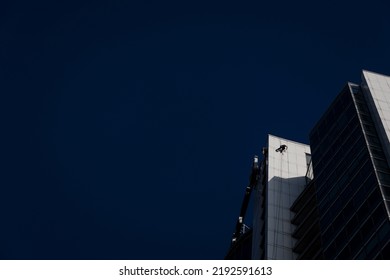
[309,70,390,259]
[227,70,390,259]
[251,135,311,260]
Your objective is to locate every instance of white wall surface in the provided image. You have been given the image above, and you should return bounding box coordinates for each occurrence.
[265,135,310,260]
[362,70,390,166]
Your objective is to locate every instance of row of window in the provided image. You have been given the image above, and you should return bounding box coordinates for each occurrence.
[316,135,367,203]
[323,197,386,259]
[339,210,389,259]
[319,163,376,232]
[309,88,390,259]
[310,87,353,149]
[312,114,360,182]
[311,102,356,163]
[356,221,390,259]
[355,92,390,206]
[291,191,316,225]
[321,173,378,245]
[318,145,369,208]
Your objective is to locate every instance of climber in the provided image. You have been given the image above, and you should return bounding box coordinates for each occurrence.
[275,144,288,153]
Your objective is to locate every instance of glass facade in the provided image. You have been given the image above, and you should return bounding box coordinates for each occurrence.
[310,81,390,259]
[290,179,323,259]
[227,70,390,260]
[361,71,390,214]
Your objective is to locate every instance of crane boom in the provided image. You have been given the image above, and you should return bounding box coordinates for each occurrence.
[231,155,260,243]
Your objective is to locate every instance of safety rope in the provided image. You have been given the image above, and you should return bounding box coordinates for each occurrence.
[271,142,290,259]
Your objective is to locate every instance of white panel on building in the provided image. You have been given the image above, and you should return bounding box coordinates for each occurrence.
[362,70,390,166]
[252,134,310,260]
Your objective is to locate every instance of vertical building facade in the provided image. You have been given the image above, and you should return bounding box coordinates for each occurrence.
[227,70,390,259]
[309,71,390,259]
[252,135,311,259]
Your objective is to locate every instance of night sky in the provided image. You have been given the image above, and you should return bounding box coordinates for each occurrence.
[2,0,390,259]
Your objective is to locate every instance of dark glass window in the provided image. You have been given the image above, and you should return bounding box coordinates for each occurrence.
[377,172,390,185]
[381,186,390,199]
[373,158,390,171]
[309,87,390,259]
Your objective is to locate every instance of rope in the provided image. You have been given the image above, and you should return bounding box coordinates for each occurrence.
[272,143,285,259]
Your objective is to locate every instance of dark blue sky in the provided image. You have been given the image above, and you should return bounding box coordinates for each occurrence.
[1,0,390,259]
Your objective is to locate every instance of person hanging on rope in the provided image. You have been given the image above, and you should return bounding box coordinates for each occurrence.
[275,144,288,154]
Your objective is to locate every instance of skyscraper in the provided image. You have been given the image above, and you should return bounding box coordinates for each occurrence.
[227,70,390,259]
[251,135,311,260]
[309,70,390,259]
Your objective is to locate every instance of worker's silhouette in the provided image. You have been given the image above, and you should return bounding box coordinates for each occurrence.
[275,144,288,153]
